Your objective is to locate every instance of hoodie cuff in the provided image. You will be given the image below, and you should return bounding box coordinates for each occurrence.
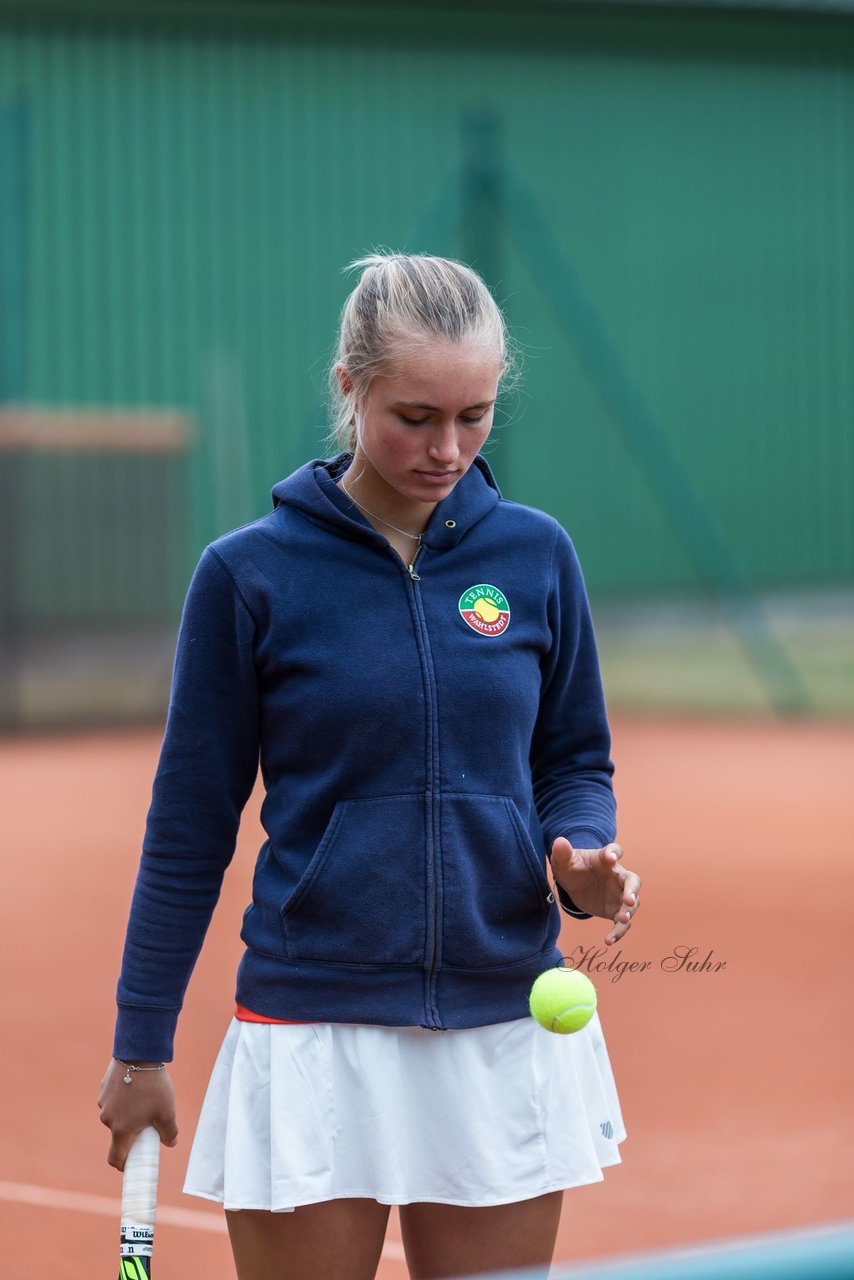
[113,1004,179,1064]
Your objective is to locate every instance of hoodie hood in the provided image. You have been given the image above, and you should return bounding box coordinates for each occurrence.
[270,453,501,551]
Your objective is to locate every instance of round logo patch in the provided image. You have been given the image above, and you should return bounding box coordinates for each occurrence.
[458,584,511,636]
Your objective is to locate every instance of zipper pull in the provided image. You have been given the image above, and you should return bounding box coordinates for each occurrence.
[407,542,424,582]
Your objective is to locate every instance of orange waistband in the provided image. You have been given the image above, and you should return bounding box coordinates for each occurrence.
[234,1003,311,1025]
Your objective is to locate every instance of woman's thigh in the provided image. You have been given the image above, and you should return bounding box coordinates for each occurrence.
[225,1198,391,1280]
[399,1191,563,1279]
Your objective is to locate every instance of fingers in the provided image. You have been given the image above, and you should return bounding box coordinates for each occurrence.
[102,1118,179,1171]
[606,905,635,945]
[550,836,576,867]
[154,1112,180,1149]
[549,835,576,882]
[604,845,641,946]
[106,1127,134,1173]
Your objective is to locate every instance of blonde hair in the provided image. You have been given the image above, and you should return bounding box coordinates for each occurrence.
[327,252,513,452]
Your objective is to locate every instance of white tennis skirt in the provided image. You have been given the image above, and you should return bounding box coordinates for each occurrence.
[183,1013,626,1212]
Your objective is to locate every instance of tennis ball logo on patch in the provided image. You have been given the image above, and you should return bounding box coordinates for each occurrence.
[458,584,510,636]
[474,599,501,624]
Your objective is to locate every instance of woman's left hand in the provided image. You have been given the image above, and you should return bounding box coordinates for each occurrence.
[551,838,641,946]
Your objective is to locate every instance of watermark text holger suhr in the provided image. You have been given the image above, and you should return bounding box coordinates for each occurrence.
[564,944,727,984]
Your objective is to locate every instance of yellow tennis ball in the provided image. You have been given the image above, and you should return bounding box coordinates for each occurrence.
[529,967,597,1034]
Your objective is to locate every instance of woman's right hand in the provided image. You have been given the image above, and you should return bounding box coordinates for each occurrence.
[97,1058,178,1172]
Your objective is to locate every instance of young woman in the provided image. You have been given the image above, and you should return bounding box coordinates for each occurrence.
[99,253,641,1280]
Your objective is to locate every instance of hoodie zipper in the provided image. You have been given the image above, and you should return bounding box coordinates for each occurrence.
[407,544,423,582]
[400,542,442,1028]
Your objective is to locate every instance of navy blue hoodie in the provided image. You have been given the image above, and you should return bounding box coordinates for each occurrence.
[114,454,616,1062]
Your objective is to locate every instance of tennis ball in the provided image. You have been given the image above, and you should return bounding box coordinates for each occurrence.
[529,967,597,1034]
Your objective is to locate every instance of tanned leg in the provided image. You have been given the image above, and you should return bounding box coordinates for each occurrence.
[399,1191,563,1279]
[226,1197,391,1280]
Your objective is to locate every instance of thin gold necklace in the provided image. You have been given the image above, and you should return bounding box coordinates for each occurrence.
[341,480,423,543]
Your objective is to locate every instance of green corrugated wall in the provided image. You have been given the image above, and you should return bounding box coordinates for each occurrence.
[1,3,852,624]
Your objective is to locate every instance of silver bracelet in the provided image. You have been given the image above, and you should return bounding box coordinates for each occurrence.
[116,1058,166,1085]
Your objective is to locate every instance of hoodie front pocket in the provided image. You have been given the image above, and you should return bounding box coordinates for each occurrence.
[440,794,553,968]
[281,794,427,965]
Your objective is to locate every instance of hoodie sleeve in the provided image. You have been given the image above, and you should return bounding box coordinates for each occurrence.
[113,547,260,1062]
[530,523,616,918]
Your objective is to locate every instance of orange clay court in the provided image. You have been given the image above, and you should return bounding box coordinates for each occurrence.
[1,716,852,1278]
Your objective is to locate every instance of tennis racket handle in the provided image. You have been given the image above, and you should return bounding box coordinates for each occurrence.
[119,1126,160,1278]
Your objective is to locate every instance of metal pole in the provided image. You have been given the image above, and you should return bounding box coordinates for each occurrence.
[0,96,31,731]
[499,165,812,717]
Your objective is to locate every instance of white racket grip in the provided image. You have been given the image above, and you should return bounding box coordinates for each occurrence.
[120,1126,160,1257]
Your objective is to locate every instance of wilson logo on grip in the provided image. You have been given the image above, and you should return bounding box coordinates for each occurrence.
[458,584,510,636]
